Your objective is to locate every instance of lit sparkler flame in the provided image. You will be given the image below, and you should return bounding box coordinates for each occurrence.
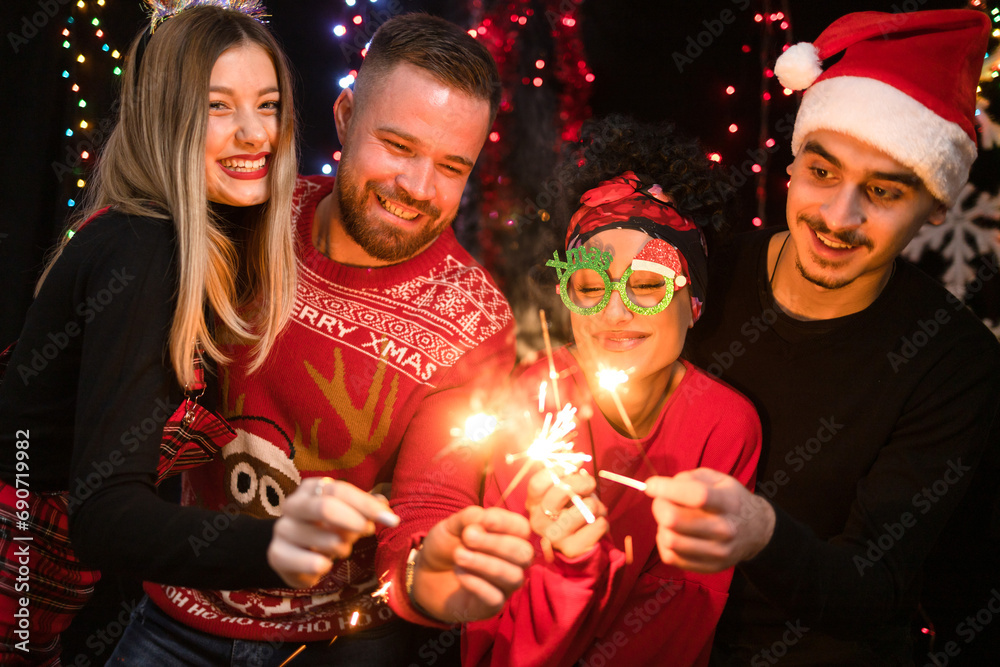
[439,411,500,459]
[595,367,638,439]
[371,573,392,604]
[597,367,629,392]
[463,413,498,443]
[349,610,360,627]
[505,403,588,475]
[502,402,595,524]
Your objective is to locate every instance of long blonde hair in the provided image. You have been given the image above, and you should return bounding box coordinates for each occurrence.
[39,6,298,387]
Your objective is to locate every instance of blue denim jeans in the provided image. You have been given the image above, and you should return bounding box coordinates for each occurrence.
[106,596,459,666]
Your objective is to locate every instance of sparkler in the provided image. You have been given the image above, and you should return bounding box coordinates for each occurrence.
[596,367,638,439]
[437,411,500,460]
[597,470,647,492]
[371,572,392,604]
[539,310,561,409]
[505,404,588,474]
[278,645,306,667]
[501,403,596,524]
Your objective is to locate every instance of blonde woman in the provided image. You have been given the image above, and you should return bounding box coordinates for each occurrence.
[0,5,343,663]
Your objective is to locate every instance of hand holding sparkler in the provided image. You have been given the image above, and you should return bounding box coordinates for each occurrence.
[526,469,608,559]
[268,477,400,589]
[410,506,534,623]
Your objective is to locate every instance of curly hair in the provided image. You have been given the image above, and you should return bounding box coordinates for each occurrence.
[554,115,735,240]
[500,115,736,357]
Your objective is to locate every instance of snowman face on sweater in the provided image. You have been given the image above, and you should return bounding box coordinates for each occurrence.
[223,429,301,518]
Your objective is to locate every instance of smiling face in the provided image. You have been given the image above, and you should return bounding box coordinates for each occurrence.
[329,63,491,265]
[569,229,692,385]
[784,129,946,294]
[204,43,280,207]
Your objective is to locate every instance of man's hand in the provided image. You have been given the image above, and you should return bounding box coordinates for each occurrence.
[645,468,775,573]
[525,469,608,558]
[268,477,399,588]
[411,506,533,623]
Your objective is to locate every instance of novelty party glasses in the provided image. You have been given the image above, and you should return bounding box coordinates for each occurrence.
[546,242,687,316]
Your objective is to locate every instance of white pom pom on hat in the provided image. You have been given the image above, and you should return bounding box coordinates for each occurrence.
[774,42,822,91]
[779,9,989,205]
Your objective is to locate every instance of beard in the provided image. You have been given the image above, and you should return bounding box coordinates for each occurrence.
[793,213,873,290]
[335,159,448,264]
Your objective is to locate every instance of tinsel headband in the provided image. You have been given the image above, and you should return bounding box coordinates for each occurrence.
[135,1,269,83]
[564,171,708,320]
[145,0,268,33]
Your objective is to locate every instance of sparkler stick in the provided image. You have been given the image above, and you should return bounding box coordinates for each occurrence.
[548,469,596,524]
[594,367,659,475]
[596,368,638,439]
[597,470,647,492]
[539,309,561,409]
[278,645,306,667]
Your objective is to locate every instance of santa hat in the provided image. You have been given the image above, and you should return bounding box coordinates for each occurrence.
[775,10,989,205]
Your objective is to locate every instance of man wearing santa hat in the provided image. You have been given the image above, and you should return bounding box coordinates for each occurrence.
[645,9,1000,664]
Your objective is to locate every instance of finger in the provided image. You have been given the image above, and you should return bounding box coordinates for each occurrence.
[557,517,609,557]
[453,545,527,597]
[441,506,485,539]
[273,517,355,559]
[461,525,534,569]
[655,541,734,574]
[650,498,736,541]
[475,507,531,540]
[320,479,401,527]
[453,566,505,612]
[560,473,597,496]
[539,498,605,545]
[284,478,397,530]
[655,527,738,572]
[526,468,558,505]
[314,495,379,536]
[644,472,731,512]
[267,539,333,588]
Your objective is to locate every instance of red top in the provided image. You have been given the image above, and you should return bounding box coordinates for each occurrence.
[145,175,516,641]
[463,347,761,667]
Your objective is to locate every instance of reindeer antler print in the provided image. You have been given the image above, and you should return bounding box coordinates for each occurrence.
[302,346,400,469]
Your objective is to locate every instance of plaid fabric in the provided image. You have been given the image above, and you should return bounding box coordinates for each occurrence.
[156,352,236,484]
[0,482,100,665]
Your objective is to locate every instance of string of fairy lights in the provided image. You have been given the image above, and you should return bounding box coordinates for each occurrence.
[56,0,124,211]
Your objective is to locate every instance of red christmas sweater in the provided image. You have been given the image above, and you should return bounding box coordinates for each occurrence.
[463,348,761,667]
[145,175,516,641]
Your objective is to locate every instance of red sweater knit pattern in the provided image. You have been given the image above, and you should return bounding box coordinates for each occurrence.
[145,175,515,641]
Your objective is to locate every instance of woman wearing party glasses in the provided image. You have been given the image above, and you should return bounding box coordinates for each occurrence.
[463,118,762,667]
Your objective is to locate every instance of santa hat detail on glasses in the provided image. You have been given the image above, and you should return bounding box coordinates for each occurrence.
[774,9,989,205]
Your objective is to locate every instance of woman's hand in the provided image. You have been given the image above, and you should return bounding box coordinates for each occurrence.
[525,468,608,559]
[267,477,399,588]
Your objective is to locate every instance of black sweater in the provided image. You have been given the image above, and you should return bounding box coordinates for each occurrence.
[687,229,1000,664]
[0,210,283,590]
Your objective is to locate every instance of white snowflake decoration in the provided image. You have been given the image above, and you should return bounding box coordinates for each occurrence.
[902,184,1000,302]
[975,98,1000,151]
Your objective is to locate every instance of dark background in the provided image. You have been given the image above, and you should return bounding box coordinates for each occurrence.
[1,0,996,664]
